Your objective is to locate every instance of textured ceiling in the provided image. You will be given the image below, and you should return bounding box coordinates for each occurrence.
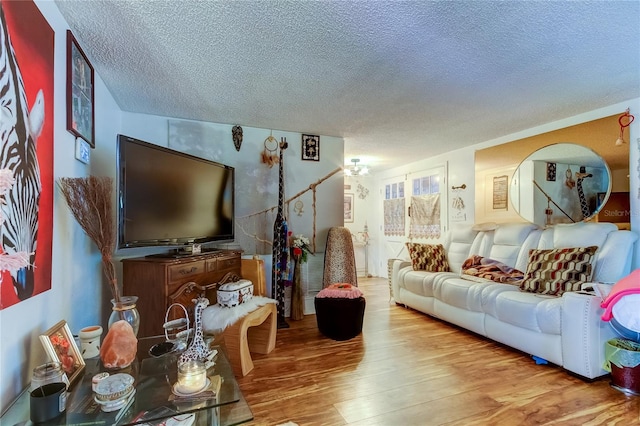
[54,0,640,172]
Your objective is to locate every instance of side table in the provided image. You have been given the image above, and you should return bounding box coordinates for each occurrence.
[223,303,277,376]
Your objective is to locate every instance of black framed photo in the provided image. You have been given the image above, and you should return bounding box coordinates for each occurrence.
[66,30,95,147]
[302,134,320,161]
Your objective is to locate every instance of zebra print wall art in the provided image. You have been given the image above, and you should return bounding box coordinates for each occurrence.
[0,0,53,309]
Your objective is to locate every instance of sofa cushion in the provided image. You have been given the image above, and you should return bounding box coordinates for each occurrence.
[436,276,493,313]
[406,243,450,272]
[492,291,562,334]
[520,246,598,296]
[401,269,457,298]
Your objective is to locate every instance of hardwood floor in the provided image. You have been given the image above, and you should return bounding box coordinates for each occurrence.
[235,278,640,425]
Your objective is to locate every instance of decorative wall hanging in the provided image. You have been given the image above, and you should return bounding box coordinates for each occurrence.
[66,30,95,147]
[232,125,243,151]
[357,183,369,199]
[546,162,556,181]
[0,1,54,309]
[492,175,508,210]
[615,108,634,146]
[451,184,467,222]
[344,193,354,222]
[261,134,279,168]
[293,199,304,216]
[302,134,320,161]
[383,198,405,236]
[409,194,441,239]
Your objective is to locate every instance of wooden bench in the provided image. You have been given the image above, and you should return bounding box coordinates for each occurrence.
[222,303,277,376]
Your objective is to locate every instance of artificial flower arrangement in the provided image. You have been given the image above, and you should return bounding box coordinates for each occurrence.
[291,233,312,264]
[0,169,31,273]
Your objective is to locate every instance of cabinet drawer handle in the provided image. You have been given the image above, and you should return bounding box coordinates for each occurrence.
[179,267,198,275]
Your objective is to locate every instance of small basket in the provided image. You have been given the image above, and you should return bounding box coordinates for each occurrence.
[164,303,191,346]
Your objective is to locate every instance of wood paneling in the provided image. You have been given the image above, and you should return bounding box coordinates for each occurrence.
[235,278,640,425]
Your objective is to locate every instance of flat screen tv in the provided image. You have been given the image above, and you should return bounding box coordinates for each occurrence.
[117,135,234,250]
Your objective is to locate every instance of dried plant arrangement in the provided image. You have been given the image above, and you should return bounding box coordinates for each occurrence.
[58,176,120,302]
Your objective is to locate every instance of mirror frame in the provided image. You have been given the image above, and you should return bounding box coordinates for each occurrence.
[509,143,612,227]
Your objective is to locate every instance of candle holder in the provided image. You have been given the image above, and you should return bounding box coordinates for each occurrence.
[174,360,207,395]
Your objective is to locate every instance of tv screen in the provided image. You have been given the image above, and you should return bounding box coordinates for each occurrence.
[117,135,234,249]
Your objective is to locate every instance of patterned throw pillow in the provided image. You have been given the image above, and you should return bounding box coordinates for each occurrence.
[405,243,450,272]
[520,246,598,296]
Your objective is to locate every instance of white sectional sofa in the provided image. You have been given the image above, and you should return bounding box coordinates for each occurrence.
[391,222,638,379]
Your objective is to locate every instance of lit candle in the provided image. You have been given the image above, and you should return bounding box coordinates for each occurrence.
[177,360,206,393]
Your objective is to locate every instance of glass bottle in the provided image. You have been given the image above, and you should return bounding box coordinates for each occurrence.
[108,295,140,336]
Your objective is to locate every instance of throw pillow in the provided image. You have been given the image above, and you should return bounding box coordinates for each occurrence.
[405,243,450,272]
[520,246,598,296]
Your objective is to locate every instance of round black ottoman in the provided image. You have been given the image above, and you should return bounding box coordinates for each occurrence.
[314,296,366,341]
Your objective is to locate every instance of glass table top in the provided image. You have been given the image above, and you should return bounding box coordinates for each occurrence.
[2,337,253,426]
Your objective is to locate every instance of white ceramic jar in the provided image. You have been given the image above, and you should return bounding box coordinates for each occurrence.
[78,325,103,359]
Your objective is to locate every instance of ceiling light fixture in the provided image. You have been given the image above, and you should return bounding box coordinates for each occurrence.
[345,158,369,176]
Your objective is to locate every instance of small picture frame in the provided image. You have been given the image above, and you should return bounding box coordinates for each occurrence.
[75,138,90,164]
[66,30,95,148]
[301,134,320,161]
[40,320,85,386]
[344,193,354,223]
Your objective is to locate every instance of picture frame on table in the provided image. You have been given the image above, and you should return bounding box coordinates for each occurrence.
[39,320,85,386]
[66,30,95,148]
[301,134,320,161]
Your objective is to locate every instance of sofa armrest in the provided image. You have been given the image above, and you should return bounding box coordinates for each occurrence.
[391,259,411,303]
[561,291,616,379]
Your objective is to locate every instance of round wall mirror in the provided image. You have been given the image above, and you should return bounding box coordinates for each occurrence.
[509,143,611,227]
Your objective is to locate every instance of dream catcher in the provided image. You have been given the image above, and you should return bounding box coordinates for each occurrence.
[261,133,279,168]
[565,167,575,189]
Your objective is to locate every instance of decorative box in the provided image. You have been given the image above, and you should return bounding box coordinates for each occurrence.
[217,279,254,307]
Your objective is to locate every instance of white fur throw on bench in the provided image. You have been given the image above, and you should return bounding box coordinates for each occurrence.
[201,296,277,334]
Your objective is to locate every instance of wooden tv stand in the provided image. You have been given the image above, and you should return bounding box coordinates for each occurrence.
[122,249,242,337]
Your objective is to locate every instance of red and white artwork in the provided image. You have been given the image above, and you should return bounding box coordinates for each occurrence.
[0,0,54,309]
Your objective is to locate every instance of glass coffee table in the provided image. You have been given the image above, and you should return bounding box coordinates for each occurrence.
[1,337,253,425]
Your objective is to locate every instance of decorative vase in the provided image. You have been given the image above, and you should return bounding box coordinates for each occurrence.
[108,296,140,336]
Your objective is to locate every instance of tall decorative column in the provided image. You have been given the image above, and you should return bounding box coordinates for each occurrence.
[272,138,289,329]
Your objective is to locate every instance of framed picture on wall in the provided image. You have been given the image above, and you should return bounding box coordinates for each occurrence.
[302,134,320,161]
[492,175,509,210]
[66,30,95,148]
[344,193,354,223]
[39,320,85,386]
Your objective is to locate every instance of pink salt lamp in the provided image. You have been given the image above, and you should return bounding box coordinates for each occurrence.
[100,320,138,369]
